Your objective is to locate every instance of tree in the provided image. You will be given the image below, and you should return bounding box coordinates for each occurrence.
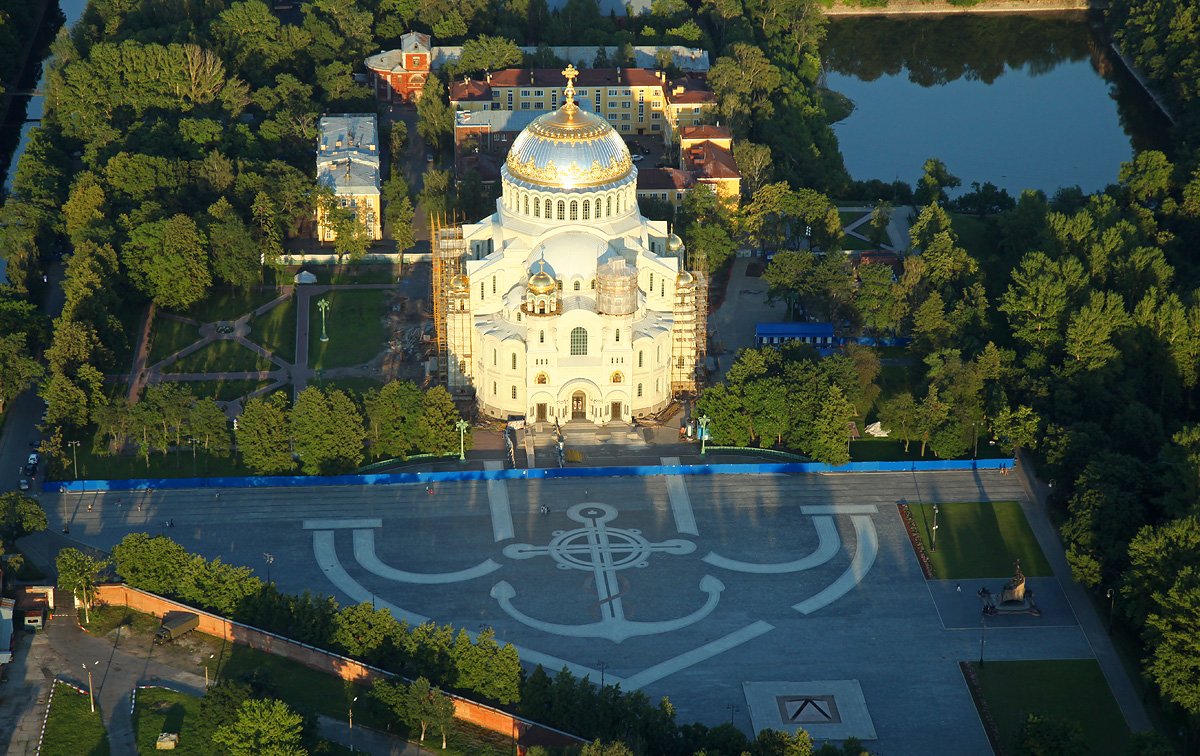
[451,35,523,76]
[999,251,1087,357]
[289,387,365,474]
[580,741,635,756]
[112,533,190,596]
[762,250,815,318]
[992,405,1040,452]
[1145,572,1200,717]
[914,158,960,206]
[373,676,452,744]
[0,492,47,540]
[56,548,108,625]
[383,175,415,249]
[867,200,892,247]
[364,380,424,459]
[189,398,232,458]
[416,77,453,154]
[684,223,735,273]
[199,681,254,730]
[733,142,772,200]
[809,385,854,465]
[389,121,408,162]
[332,602,398,662]
[124,214,213,310]
[1123,518,1200,627]
[750,727,814,755]
[708,44,781,132]
[854,262,905,337]
[1118,150,1172,206]
[419,168,452,217]
[0,333,43,414]
[418,386,462,455]
[207,198,261,289]
[1064,291,1130,371]
[212,698,307,756]
[237,393,294,474]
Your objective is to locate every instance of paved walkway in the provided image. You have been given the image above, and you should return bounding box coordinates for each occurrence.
[1014,452,1152,732]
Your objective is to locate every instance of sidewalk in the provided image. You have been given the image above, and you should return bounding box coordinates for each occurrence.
[1015,451,1151,732]
[317,715,433,755]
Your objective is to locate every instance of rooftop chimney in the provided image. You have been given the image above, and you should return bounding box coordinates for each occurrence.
[616,67,622,83]
[486,71,492,83]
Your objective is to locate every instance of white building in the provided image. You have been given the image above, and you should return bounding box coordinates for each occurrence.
[444,66,700,426]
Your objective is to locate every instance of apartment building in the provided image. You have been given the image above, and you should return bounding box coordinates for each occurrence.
[315,114,382,243]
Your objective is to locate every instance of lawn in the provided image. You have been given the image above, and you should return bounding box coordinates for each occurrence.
[149,318,200,364]
[248,296,296,362]
[164,341,274,374]
[850,437,1009,462]
[970,660,1129,754]
[42,681,110,756]
[133,688,220,755]
[59,435,253,481]
[81,604,162,637]
[175,287,284,324]
[186,379,276,403]
[907,501,1053,579]
[308,290,389,369]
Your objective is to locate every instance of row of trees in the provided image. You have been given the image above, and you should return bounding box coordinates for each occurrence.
[74,533,524,705]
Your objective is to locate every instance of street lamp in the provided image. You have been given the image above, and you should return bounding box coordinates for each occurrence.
[349,696,359,752]
[595,661,609,689]
[931,504,939,552]
[317,298,331,342]
[456,418,470,462]
[188,437,198,476]
[67,440,80,479]
[83,661,99,712]
[263,553,274,586]
[203,653,215,687]
[978,612,986,667]
[698,415,711,456]
[1106,588,1116,635]
[727,703,740,724]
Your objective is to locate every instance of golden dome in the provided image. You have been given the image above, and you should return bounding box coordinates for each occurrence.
[504,65,633,189]
[676,269,694,287]
[667,234,684,253]
[527,258,557,294]
[450,274,469,292]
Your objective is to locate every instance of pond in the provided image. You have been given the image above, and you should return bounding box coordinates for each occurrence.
[823,14,1171,198]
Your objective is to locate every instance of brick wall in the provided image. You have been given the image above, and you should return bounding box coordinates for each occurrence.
[93,584,582,749]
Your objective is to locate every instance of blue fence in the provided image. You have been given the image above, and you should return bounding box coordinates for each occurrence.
[55,458,1015,493]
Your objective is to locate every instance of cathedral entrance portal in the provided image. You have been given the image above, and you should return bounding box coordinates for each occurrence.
[536,403,547,422]
[571,392,586,420]
[611,401,622,421]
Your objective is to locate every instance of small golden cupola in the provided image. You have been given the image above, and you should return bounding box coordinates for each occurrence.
[526,256,559,315]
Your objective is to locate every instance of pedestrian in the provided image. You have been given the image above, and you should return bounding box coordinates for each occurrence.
[87,503,93,512]
[168,519,175,528]
[62,525,69,534]
[956,583,961,593]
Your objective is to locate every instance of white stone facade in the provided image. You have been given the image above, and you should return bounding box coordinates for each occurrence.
[445,72,695,425]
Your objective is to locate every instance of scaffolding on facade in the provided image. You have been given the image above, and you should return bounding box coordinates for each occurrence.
[430,213,471,392]
[671,244,708,396]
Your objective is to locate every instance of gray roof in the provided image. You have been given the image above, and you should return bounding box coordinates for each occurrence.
[433,45,709,72]
[318,114,379,167]
[317,158,380,194]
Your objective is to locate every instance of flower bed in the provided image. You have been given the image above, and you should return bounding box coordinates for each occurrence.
[897,503,934,578]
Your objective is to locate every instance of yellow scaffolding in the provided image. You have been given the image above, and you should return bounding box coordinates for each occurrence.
[430,213,471,391]
[671,245,708,396]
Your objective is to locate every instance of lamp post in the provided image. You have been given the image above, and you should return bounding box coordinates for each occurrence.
[978,612,986,667]
[67,440,80,479]
[263,553,274,586]
[1106,588,1116,635]
[698,415,711,456]
[189,437,198,477]
[203,653,215,687]
[595,661,609,689]
[931,504,939,552]
[456,418,470,461]
[973,421,979,459]
[317,298,331,342]
[349,696,358,752]
[727,703,740,724]
[83,661,99,712]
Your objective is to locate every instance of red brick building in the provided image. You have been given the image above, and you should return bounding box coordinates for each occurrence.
[364,32,432,104]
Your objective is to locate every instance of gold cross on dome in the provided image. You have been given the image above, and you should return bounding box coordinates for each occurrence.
[561,64,579,109]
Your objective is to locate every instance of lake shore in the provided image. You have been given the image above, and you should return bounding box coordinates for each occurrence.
[823,0,1095,16]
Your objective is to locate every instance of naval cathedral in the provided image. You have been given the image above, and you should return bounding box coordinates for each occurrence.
[433,66,706,425]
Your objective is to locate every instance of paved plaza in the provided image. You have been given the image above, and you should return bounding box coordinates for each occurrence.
[45,469,1096,754]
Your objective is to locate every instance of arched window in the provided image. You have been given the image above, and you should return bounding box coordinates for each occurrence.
[480,281,485,299]
[650,272,654,290]
[511,385,517,399]
[637,383,643,397]
[661,280,665,297]
[537,302,545,314]
[582,200,590,220]
[534,197,541,217]
[594,198,601,218]
[615,329,621,343]
[511,353,517,370]
[590,279,595,289]
[570,201,578,221]
[573,280,581,291]
[492,349,497,366]
[523,194,529,215]
[492,276,497,294]
[535,372,548,384]
[557,200,565,220]
[611,371,623,383]
[539,330,545,344]
[570,327,587,356]
[638,350,644,367]
[492,381,497,395]
[606,196,612,217]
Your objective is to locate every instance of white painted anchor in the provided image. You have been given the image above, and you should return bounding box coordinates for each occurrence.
[495,503,724,642]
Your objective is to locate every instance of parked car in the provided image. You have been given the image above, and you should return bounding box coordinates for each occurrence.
[23,462,36,477]
[632,154,644,162]
[27,452,39,467]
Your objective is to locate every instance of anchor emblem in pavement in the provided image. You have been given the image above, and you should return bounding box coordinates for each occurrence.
[492,503,724,642]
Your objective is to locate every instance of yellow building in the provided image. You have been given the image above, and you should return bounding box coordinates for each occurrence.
[449,67,715,141]
[316,114,382,243]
